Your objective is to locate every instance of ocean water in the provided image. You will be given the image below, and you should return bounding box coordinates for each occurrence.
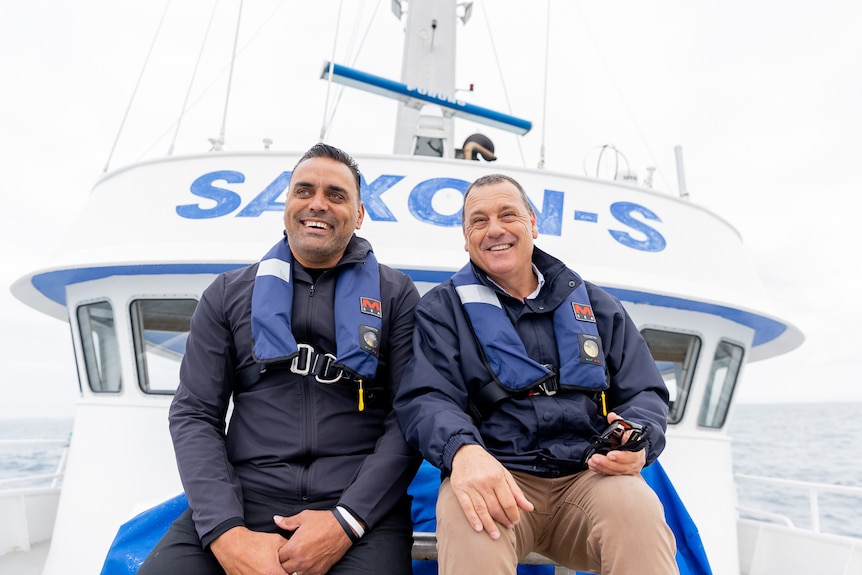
[1,404,861,538]
[727,401,862,539]
[0,418,72,486]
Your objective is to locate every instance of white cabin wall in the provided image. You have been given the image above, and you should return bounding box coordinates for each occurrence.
[625,302,756,575]
[44,275,216,575]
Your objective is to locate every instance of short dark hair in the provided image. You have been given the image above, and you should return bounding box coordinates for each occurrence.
[293,143,362,198]
[461,173,533,227]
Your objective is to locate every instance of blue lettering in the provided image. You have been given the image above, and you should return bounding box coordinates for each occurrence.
[177,171,244,219]
[529,189,564,236]
[608,202,666,252]
[574,211,598,222]
[237,171,291,217]
[406,86,465,107]
[176,173,668,256]
[361,174,404,222]
[408,178,469,226]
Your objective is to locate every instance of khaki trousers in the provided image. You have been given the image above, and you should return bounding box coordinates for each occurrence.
[436,469,679,575]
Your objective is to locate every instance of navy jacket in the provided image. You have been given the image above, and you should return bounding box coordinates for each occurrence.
[394,247,669,478]
[169,235,420,546]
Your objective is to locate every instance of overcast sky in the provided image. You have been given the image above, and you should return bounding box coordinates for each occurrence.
[1,0,860,419]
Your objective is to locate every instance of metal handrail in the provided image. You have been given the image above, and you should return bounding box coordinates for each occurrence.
[0,439,69,448]
[0,473,65,489]
[735,473,862,534]
[736,506,795,527]
[0,438,70,491]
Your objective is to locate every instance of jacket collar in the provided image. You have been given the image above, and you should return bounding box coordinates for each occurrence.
[469,246,581,310]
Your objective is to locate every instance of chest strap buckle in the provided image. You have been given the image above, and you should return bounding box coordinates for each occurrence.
[538,364,559,396]
[311,352,345,384]
[290,343,346,383]
[290,343,314,376]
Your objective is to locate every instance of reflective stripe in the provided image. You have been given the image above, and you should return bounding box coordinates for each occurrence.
[256,258,291,283]
[454,283,501,308]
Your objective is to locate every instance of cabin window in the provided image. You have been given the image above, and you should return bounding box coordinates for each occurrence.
[130,299,198,394]
[77,301,122,393]
[698,340,744,428]
[640,329,701,424]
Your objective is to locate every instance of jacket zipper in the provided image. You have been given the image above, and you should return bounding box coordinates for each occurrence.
[299,279,317,501]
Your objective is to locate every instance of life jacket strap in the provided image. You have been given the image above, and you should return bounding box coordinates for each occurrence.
[234,343,353,391]
[470,368,559,422]
[291,343,346,383]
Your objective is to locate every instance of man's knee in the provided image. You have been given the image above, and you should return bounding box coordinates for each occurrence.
[137,510,222,575]
[582,474,664,519]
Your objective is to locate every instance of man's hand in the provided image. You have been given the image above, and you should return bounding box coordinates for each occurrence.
[586,411,647,476]
[449,444,534,540]
[274,510,352,575]
[209,526,289,575]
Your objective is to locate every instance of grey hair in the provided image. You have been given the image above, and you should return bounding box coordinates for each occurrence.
[461,173,533,228]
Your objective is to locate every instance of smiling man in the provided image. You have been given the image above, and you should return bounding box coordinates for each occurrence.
[394,174,679,575]
[139,143,420,575]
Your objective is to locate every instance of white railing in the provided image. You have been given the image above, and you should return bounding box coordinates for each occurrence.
[0,438,69,557]
[0,438,69,490]
[735,473,862,535]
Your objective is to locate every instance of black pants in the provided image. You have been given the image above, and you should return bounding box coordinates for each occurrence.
[137,492,414,575]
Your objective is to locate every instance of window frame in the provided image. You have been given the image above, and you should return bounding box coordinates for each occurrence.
[76,300,123,393]
[698,339,745,429]
[640,328,702,425]
[129,297,198,395]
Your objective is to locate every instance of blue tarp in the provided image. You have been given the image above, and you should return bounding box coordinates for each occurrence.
[100,460,711,575]
[100,493,188,575]
[641,462,713,575]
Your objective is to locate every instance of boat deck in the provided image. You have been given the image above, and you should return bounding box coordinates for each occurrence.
[0,539,49,574]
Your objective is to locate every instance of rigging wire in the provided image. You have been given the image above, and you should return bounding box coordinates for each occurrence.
[168,0,220,156]
[136,1,285,161]
[537,0,551,169]
[102,0,171,173]
[323,0,383,140]
[320,0,346,143]
[211,0,244,151]
[572,2,670,190]
[479,0,526,168]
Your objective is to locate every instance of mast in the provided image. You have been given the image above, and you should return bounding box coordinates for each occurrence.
[393,0,459,157]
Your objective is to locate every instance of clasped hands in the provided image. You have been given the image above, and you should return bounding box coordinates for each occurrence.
[210,509,351,575]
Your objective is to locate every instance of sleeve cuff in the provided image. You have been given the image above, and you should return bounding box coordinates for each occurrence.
[201,517,245,549]
[442,434,479,475]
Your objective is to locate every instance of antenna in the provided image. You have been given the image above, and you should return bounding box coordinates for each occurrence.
[675,145,690,199]
[212,0,244,152]
[103,1,170,172]
[538,0,551,169]
[320,0,345,142]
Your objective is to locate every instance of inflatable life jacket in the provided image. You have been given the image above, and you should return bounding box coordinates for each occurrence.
[451,264,608,419]
[237,238,383,400]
